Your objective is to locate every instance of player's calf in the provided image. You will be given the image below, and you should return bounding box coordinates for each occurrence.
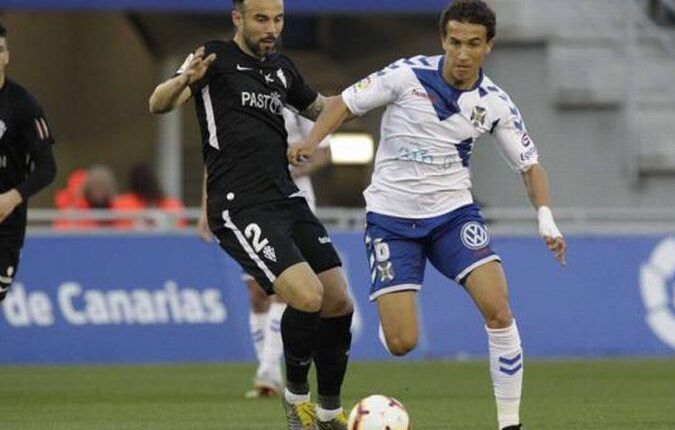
[484,306,514,330]
[381,329,417,356]
[314,312,353,415]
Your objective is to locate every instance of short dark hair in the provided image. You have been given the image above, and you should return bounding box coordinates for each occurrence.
[232,0,245,10]
[439,0,496,41]
[0,22,7,39]
[129,163,164,203]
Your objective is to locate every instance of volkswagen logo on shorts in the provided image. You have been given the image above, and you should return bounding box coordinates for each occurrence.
[461,222,490,250]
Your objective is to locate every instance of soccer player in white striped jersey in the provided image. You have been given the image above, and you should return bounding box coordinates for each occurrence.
[288,1,566,429]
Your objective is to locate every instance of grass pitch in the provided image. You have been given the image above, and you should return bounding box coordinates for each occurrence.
[1,359,673,429]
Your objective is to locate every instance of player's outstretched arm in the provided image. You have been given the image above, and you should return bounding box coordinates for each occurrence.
[522,163,566,266]
[288,96,352,165]
[149,46,216,114]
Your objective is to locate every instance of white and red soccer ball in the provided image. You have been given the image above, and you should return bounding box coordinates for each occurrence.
[347,394,411,430]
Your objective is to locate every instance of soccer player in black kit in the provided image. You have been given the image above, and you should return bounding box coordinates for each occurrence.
[0,23,57,303]
[148,1,353,429]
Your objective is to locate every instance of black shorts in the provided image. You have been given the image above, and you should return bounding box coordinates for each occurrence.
[208,197,342,294]
[0,241,21,298]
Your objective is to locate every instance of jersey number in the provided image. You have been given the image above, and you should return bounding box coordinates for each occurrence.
[374,239,390,262]
[244,223,270,253]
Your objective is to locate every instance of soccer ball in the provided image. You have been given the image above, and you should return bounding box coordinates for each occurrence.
[347,394,411,430]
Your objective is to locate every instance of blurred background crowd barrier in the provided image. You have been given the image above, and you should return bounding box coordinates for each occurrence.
[2,232,675,363]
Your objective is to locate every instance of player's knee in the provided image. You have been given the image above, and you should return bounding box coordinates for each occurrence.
[292,288,323,313]
[246,282,270,312]
[249,296,269,313]
[322,294,353,317]
[386,333,417,356]
[485,307,513,329]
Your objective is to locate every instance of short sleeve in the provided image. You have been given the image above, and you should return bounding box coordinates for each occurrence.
[341,65,406,116]
[493,101,539,172]
[285,61,318,112]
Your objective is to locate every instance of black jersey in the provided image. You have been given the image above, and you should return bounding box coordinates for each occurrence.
[0,79,56,244]
[188,40,317,211]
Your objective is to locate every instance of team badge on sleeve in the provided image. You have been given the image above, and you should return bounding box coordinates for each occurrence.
[354,76,373,92]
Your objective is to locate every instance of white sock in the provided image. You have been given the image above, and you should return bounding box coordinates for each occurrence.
[249,310,268,365]
[486,320,523,430]
[259,302,286,383]
[285,388,310,404]
[316,406,343,422]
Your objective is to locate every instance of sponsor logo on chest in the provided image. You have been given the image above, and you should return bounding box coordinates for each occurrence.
[241,91,283,115]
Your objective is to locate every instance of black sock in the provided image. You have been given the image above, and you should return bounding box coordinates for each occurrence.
[314,312,353,410]
[281,306,321,395]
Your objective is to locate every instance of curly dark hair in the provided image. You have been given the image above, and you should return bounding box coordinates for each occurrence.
[439,0,496,41]
[0,22,7,39]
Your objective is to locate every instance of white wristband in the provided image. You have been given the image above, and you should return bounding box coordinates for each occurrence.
[537,206,562,239]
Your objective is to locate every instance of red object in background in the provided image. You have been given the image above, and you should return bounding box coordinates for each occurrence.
[53,169,100,230]
[112,193,187,229]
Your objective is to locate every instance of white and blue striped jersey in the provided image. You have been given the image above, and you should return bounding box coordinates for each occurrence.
[341,55,539,218]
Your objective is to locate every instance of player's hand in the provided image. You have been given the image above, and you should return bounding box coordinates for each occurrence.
[537,206,566,266]
[183,46,216,85]
[544,235,566,266]
[287,141,315,166]
[196,207,213,243]
[0,189,23,224]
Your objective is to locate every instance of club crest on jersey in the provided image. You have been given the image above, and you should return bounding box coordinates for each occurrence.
[471,106,487,127]
[263,245,277,262]
[0,120,6,141]
[461,222,490,250]
[276,69,287,88]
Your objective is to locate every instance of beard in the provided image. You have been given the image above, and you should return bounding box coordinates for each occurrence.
[243,33,279,58]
